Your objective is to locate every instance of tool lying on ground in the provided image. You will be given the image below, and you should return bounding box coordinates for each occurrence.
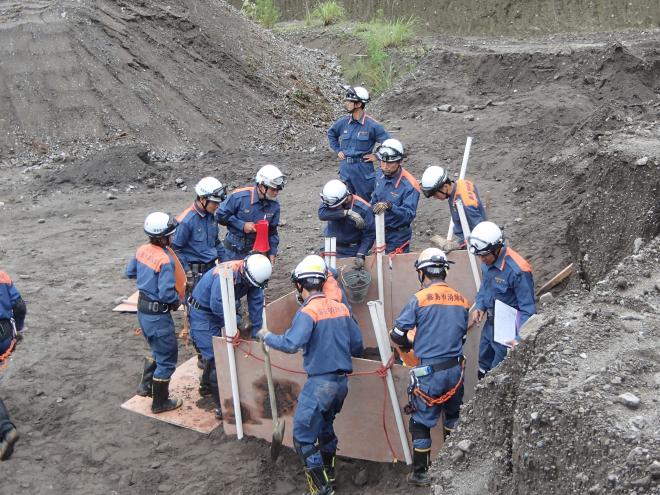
[261,339,285,461]
[430,234,463,253]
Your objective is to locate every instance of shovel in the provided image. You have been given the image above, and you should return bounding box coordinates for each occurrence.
[261,340,285,461]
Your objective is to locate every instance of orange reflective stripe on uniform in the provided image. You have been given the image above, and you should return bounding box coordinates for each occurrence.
[323,273,343,304]
[136,244,170,272]
[395,169,421,192]
[453,179,479,208]
[301,297,350,322]
[352,195,371,208]
[166,246,187,300]
[415,285,470,309]
[0,271,12,285]
[176,205,194,222]
[500,247,533,273]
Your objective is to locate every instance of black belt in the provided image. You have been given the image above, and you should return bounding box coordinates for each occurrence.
[189,261,216,274]
[223,238,249,254]
[137,294,173,314]
[427,356,464,372]
[386,225,410,232]
[344,156,367,164]
[336,241,359,248]
[311,370,349,378]
[187,296,212,313]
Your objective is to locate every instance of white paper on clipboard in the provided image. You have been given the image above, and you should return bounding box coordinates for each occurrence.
[494,300,519,347]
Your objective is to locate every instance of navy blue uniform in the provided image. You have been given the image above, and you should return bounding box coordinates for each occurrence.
[371,168,421,253]
[0,271,24,355]
[172,201,223,272]
[328,113,390,201]
[318,195,375,258]
[216,185,280,261]
[265,294,363,469]
[448,180,487,243]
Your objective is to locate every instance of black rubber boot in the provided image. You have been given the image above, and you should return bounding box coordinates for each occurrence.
[321,452,336,489]
[0,399,18,461]
[209,365,222,420]
[151,378,183,414]
[304,466,334,495]
[136,357,156,397]
[407,448,432,487]
[191,340,205,370]
[198,359,213,397]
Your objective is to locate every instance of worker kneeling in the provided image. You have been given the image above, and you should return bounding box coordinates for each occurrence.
[188,254,272,418]
[390,248,470,486]
[257,255,363,495]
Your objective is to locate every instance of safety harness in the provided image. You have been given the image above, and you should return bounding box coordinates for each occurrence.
[405,357,465,413]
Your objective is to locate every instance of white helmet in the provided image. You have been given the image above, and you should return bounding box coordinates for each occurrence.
[255,164,287,190]
[343,85,370,104]
[320,179,349,208]
[420,166,450,198]
[243,254,272,288]
[144,212,178,238]
[414,247,451,275]
[376,138,404,163]
[468,222,504,255]
[291,255,328,283]
[195,177,227,202]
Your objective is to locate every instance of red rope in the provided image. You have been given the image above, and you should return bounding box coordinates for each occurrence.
[0,338,16,372]
[224,336,400,461]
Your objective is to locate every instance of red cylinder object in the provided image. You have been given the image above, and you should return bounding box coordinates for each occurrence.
[252,219,270,253]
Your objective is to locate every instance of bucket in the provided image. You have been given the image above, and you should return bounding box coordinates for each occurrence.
[340,266,372,304]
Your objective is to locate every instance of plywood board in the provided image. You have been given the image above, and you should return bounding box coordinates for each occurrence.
[213,337,444,463]
[121,357,222,434]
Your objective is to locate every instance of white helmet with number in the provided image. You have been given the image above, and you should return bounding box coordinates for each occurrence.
[292,255,328,283]
[243,254,272,288]
[320,179,350,208]
[420,166,450,198]
[376,138,405,163]
[468,221,504,255]
[414,247,451,275]
[343,85,370,104]
[255,164,287,190]
[144,212,178,238]
[195,177,227,202]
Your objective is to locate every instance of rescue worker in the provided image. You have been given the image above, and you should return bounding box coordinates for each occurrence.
[420,166,487,249]
[390,248,469,486]
[216,164,285,264]
[257,255,364,494]
[370,139,421,254]
[318,179,375,267]
[327,85,390,201]
[188,254,272,418]
[0,270,25,461]
[172,176,227,291]
[126,212,186,413]
[467,222,536,376]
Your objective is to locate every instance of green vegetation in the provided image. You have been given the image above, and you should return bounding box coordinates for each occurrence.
[308,1,346,26]
[344,12,416,95]
[241,0,280,29]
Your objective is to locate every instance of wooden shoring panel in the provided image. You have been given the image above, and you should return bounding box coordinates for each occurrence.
[121,357,222,434]
[212,337,444,463]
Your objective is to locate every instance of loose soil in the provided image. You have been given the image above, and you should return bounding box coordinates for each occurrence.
[0,1,658,494]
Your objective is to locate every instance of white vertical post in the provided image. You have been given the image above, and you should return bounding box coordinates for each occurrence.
[219,266,244,439]
[447,136,473,241]
[368,301,413,465]
[324,237,331,267]
[330,237,337,270]
[375,213,385,304]
[456,199,481,291]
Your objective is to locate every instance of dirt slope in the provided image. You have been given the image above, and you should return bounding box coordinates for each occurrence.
[0,0,339,159]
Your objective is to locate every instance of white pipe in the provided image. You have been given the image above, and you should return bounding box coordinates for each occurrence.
[375,213,385,304]
[219,266,244,439]
[330,237,336,270]
[447,136,473,241]
[456,199,481,291]
[324,237,331,267]
[368,301,412,465]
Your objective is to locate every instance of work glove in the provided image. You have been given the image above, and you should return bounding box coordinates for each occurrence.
[255,328,270,342]
[353,255,365,270]
[346,209,365,230]
[372,201,392,214]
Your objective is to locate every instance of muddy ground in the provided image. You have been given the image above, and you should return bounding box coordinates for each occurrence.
[0,1,658,494]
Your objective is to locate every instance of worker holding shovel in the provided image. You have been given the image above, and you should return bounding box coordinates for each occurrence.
[257,255,363,494]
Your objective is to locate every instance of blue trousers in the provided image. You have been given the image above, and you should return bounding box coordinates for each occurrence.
[137,311,178,379]
[410,364,463,450]
[189,307,223,362]
[385,232,412,254]
[0,398,15,439]
[478,319,508,374]
[293,375,348,469]
[339,161,376,202]
[0,336,12,355]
